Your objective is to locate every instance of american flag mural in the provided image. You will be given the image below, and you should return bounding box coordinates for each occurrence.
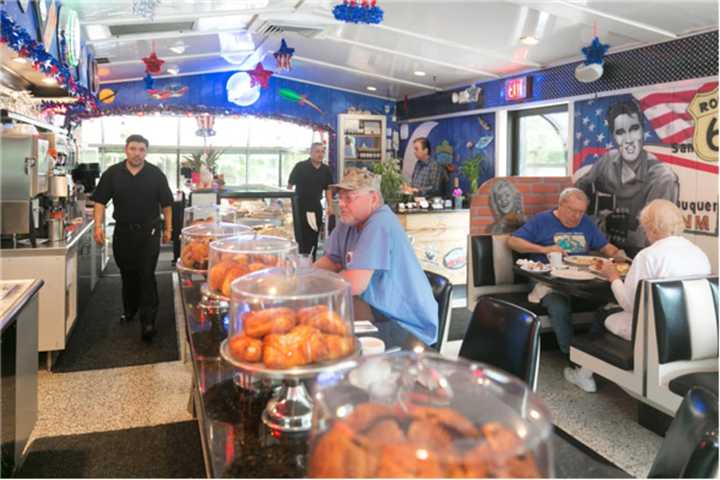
[573,78,718,268]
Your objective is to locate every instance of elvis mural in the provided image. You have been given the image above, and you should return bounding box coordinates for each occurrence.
[573,79,718,265]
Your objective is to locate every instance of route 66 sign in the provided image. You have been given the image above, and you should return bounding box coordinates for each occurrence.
[688,86,719,163]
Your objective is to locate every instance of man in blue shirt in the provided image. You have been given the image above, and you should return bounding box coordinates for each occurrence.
[315,168,439,346]
[508,188,621,392]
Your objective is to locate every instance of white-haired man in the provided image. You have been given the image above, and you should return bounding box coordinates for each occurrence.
[315,168,439,346]
[508,188,622,392]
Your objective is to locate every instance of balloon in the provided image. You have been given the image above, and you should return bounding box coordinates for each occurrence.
[226,72,261,107]
[98,88,116,104]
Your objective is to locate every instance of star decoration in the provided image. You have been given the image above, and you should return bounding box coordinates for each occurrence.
[247,62,273,88]
[142,51,165,74]
[581,36,609,65]
[273,38,295,71]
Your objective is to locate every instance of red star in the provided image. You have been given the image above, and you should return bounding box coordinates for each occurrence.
[247,62,273,88]
[142,52,165,74]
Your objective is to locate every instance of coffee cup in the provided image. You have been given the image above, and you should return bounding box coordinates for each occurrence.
[359,336,385,356]
[547,251,564,269]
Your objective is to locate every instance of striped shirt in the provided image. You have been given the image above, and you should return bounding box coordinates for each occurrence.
[411,159,444,197]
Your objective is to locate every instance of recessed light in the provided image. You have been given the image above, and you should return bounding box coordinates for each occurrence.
[413,70,426,77]
[42,77,57,85]
[366,86,377,92]
[520,35,539,46]
[13,56,28,64]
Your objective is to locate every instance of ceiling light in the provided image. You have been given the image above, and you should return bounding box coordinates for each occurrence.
[166,65,179,75]
[98,67,111,77]
[519,35,539,46]
[85,24,111,41]
[195,14,254,31]
[42,77,57,85]
[13,57,28,64]
[169,42,187,55]
[366,86,377,92]
[413,70,426,77]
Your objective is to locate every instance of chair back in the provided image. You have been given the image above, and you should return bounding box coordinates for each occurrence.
[424,270,452,351]
[459,296,541,390]
[648,387,718,478]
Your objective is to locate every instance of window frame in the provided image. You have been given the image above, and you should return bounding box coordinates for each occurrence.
[509,103,569,176]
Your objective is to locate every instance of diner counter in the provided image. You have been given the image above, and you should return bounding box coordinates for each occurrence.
[0,279,44,333]
[0,220,95,258]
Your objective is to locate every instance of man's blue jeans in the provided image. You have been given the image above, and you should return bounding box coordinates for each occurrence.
[540,291,573,354]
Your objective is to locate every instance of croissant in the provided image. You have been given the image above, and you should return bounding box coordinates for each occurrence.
[248,262,268,273]
[208,261,230,292]
[228,334,263,363]
[323,334,355,360]
[221,265,250,297]
[243,307,297,338]
[263,325,327,369]
[298,305,350,336]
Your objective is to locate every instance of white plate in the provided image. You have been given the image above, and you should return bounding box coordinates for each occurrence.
[563,255,604,267]
[550,268,596,280]
[520,264,551,273]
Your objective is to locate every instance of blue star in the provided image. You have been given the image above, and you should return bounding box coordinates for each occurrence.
[582,37,610,65]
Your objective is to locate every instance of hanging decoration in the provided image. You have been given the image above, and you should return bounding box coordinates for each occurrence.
[279,88,323,114]
[273,38,295,71]
[0,11,97,114]
[132,0,161,20]
[226,72,261,107]
[98,88,117,104]
[195,114,216,137]
[247,62,273,88]
[332,0,384,24]
[143,72,155,90]
[142,51,165,75]
[575,24,608,84]
[147,83,189,100]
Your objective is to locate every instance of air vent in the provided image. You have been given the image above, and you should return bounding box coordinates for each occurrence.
[252,20,324,38]
[96,57,110,64]
[109,21,195,37]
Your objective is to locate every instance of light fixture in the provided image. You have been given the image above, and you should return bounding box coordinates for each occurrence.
[85,24,111,41]
[519,35,539,46]
[218,31,256,64]
[413,70,426,77]
[516,7,551,46]
[12,56,28,64]
[166,64,180,75]
[98,67,111,77]
[42,77,57,85]
[169,42,187,55]
[366,85,377,92]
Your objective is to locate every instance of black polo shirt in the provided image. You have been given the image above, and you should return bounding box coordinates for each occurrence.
[92,160,173,224]
[288,159,333,212]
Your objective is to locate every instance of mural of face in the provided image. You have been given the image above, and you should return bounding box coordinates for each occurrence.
[493,181,515,216]
[612,113,643,163]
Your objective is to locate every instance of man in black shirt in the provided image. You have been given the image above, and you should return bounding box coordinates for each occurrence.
[287,142,333,260]
[91,134,173,341]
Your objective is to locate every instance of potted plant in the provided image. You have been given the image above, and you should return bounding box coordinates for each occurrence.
[371,157,404,209]
[460,152,485,194]
[182,148,224,176]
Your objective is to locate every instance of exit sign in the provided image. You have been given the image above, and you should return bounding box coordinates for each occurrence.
[504,76,532,101]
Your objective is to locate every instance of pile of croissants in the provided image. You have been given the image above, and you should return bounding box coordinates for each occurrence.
[228,305,355,369]
[208,253,280,297]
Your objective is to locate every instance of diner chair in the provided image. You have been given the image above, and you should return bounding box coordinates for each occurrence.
[569,281,647,397]
[459,297,541,390]
[644,276,718,415]
[648,387,718,478]
[425,270,453,352]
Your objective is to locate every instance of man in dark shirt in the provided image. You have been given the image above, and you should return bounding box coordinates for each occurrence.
[408,137,445,197]
[91,134,173,341]
[287,142,334,261]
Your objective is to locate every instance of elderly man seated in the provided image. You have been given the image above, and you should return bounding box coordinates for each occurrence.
[508,187,621,392]
[314,168,439,346]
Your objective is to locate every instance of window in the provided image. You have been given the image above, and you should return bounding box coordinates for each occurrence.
[510,105,568,176]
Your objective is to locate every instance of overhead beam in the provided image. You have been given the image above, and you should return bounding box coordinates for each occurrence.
[80,7,292,27]
[553,1,678,39]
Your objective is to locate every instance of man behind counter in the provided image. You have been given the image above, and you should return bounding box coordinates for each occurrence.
[92,134,173,341]
[406,137,445,197]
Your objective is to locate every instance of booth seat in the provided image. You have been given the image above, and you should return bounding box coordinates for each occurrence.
[570,284,647,397]
[645,276,719,415]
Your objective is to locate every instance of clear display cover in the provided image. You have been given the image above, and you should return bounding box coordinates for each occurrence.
[183,204,240,227]
[308,352,554,478]
[226,267,355,370]
[179,222,253,271]
[207,235,297,298]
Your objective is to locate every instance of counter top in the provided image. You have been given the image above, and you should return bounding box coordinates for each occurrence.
[396,208,469,215]
[0,279,44,333]
[0,220,94,257]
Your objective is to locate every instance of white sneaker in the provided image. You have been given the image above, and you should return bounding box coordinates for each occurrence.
[564,366,597,393]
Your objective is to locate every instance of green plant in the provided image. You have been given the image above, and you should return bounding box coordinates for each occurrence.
[182,148,224,175]
[371,157,404,205]
[460,153,485,193]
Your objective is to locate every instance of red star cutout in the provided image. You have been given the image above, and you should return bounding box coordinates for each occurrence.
[247,62,273,88]
[142,52,165,75]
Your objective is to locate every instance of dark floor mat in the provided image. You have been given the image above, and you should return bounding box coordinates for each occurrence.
[102,249,175,276]
[52,273,178,372]
[554,427,631,478]
[14,421,205,478]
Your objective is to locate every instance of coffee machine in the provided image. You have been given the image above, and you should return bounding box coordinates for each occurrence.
[0,133,50,246]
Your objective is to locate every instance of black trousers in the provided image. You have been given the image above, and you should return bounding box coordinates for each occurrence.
[297,207,323,260]
[113,224,161,326]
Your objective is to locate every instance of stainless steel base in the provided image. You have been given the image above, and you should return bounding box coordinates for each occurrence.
[261,380,314,432]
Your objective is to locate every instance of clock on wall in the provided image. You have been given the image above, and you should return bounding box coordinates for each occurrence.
[58,7,81,67]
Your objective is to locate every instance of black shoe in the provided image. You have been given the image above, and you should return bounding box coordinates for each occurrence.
[141,322,157,341]
[120,312,137,322]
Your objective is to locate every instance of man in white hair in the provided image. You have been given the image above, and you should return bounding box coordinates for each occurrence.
[508,187,622,392]
[315,168,439,346]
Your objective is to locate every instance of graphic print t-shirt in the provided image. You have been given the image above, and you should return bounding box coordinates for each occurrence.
[512,209,608,262]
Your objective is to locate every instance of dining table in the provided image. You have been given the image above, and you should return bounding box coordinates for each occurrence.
[173,270,629,478]
[513,264,615,302]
